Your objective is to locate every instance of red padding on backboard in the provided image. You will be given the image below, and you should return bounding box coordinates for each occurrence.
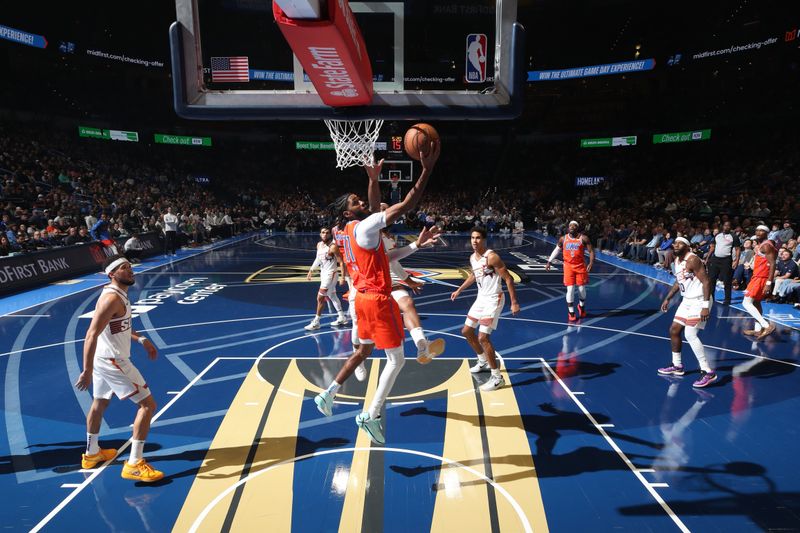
[273,0,374,107]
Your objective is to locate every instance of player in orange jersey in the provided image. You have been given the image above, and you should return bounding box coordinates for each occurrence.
[741,225,777,340]
[314,141,441,445]
[546,221,595,322]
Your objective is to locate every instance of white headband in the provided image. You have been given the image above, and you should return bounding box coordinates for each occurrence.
[569,220,579,227]
[674,237,690,246]
[104,258,130,275]
[756,225,769,232]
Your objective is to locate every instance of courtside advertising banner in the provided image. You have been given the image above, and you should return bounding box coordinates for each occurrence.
[0,243,108,295]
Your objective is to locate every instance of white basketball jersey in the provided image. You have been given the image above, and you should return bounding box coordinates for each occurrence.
[382,235,408,285]
[471,249,503,297]
[316,241,337,276]
[674,252,703,299]
[96,286,132,359]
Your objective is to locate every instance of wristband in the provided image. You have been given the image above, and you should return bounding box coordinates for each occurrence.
[409,242,418,251]
[701,301,710,309]
[137,337,148,345]
[765,280,772,286]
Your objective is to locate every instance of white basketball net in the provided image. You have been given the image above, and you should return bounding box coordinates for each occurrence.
[324,119,384,169]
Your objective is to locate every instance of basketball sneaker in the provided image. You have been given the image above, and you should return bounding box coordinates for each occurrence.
[121,459,164,482]
[314,390,334,417]
[304,319,321,331]
[417,338,445,364]
[693,370,718,388]
[657,364,685,376]
[756,323,775,340]
[742,328,758,337]
[354,362,367,382]
[469,359,490,373]
[568,311,577,323]
[479,374,506,391]
[577,303,587,318]
[355,412,385,445]
[331,315,350,327]
[81,448,117,469]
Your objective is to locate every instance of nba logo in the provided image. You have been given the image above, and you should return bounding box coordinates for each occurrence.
[465,34,487,83]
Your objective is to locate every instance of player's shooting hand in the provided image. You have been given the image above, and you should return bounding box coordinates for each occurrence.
[366,158,385,181]
[143,339,158,360]
[420,140,441,172]
[75,370,92,391]
[417,225,441,248]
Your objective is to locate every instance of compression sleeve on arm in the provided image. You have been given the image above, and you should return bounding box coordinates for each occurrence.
[354,212,387,249]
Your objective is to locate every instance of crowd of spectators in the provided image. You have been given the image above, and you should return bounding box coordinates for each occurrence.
[1,121,797,312]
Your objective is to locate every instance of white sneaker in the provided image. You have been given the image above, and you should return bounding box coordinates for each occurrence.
[417,338,445,364]
[469,360,490,373]
[479,374,506,391]
[354,362,367,382]
[331,316,350,327]
[304,320,321,331]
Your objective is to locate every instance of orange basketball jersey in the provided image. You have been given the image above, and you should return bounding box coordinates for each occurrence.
[562,234,586,267]
[342,219,392,294]
[752,240,775,279]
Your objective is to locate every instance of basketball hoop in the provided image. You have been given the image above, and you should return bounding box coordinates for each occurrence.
[324,119,384,169]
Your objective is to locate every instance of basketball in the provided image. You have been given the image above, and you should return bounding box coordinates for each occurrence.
[404,123,440,160]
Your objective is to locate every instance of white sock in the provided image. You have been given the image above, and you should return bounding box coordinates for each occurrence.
[476,352,487,363]
[672,352,682,366]
[410,327,426,345]
[128,440,145,465]
[314,314,321,321]
[685,327,711,373]
[579,300,586,309]
[326,381,341,396]
[86,432,100,455]
[568,303,575,313]
[491,368,501,378]
[754,322,763,332]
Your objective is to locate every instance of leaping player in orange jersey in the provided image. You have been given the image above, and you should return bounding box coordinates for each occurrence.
[741,225,777,340]
[315,140,441,445]
[546,220,595,322]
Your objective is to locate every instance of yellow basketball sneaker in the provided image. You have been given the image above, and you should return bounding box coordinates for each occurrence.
[81,448,117,469]
[121,459,164,482]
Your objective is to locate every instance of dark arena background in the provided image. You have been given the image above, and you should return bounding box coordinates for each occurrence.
[1,1,800,531]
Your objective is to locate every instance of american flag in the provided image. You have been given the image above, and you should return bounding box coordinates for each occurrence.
[211,56,249,82]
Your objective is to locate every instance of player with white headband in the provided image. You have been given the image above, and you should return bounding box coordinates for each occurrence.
[741,225,777,339]
[657,237,718,388]
[74,254,164,481]
[546,220,594,322]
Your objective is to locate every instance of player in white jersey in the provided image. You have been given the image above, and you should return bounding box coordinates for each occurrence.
[451,227,520,391]
[74,255,164,482]
[305,227,348,330]
[657,237,718,388]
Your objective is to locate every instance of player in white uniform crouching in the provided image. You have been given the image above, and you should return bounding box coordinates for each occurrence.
[74,255,164,482]
[658,237,718,388]
[305,227,349,330]
[451,227,520,391]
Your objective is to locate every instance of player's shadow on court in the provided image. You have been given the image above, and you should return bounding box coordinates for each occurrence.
[400,402,660,462]
[509,361,621,387]
[152,436,349,482]
[1,439,133,475]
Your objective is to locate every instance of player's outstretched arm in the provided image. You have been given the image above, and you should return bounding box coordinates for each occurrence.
[76,294,117,391]
[365,158,384,213]
[490,252,520,315]
[384,140,440,225]
[546,237,563,270]
[451,271,475,301]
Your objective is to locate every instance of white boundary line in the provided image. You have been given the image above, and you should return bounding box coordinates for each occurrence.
[187,446,533,533]
[30,357,223,532]
[538,358,690,533]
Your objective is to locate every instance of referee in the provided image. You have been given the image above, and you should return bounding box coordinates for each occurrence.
[705,221,740,305]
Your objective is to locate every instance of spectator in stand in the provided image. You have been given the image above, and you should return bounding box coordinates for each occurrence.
[657,232,675,269]
[90,213,114,247]
[705,221,740,305]
[773,248,800,303]
[124,233,145,263]
[16,231,34,252]
[63,227,79,246]
[697,228,714,256]
[76,227,92,244]
[778,221,794,245]
[84,212,97,232]
[645,227,664,265]
[0,234,16,256]
[30,230,50,249]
